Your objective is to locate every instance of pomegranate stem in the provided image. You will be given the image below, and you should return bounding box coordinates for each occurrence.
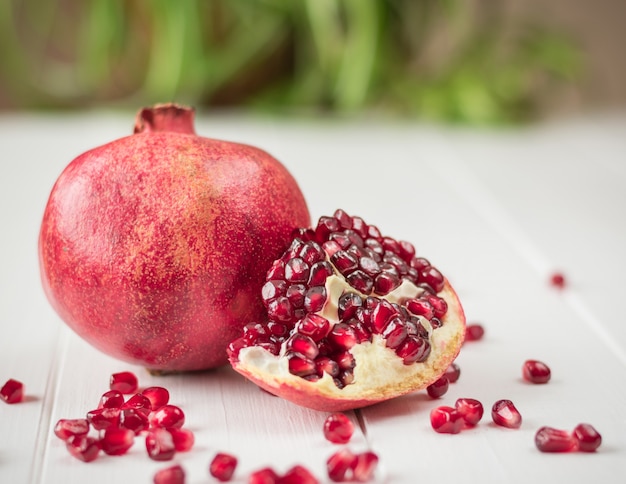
[134,103,196,135]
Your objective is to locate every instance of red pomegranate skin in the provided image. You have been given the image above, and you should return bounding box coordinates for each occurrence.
[39,104,310,372]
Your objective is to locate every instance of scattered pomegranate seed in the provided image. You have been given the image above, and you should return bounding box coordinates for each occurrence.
[150,404,185,429]
[100,427,135,456]
[98,389,124,409]
[464,323,485,342]
[169,428,195,452]
[323,413,355,444]
[352,451,379,482]
[491,399,522,429]
[248,467,280,484]
[455,398,484,427]
[281,465,319,484]
[110,371,139,394]
[86,407,121,430]
[523,360,551,384]
[444,362,461,383]
[327,448,358,482]
[154,464,186,484]
[573,423,602,452]
[535,426,578,453]
[66,435,101,462]
[54,418,90,441]
[145,428,176,461]
[430,406,464,434]
[122,393,152,412]
[550,272,566,289]
[426,376,449,399]
[142,386,170,410]
[209,453,238,482]
[1,378,24,404]
[120,407,150,434]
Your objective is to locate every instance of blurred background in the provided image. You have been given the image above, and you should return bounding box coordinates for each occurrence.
[1,0,624,124]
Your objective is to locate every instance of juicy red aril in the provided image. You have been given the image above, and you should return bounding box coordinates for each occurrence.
[120,408,150,434]
[296,314,331,341]
[150,404,185,429]
[444,362,461,383]
[550,272,566,289]
[316,357,340,378]
[426,376,449,399]
[285,257,310,283]
[573,423,602,452]
[418,266,445,293]
[491,399,522,429]
[535,426,578,453]
[327,323,357,350]
[406,298,434,320]
[309,261,334,286]
[145,428,176,461]
[523,359,551,384]
[323,413,355,444]
[86,407,121,430]
[98,390,124,409]
[281,465,318,484]
[170,428,195,452]
[465,323,485,342]
[100,427,135,455]
[1,378,24,404]
[66,435,100,462]
[327,448,358,482]
[396,336,431,365]
[142,386,170,410]
[154,464,186,484]
[209,452,238,482]
[110,371,138,394]
[382,317,408,349]
[352,451,379,482]
[430,406,464,434]
[122,393,152,412]
[54,418,90,441]
[249,467,280,484]
[304,286,327,312]
[455,398,484,426]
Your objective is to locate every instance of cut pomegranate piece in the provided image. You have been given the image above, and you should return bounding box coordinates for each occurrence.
[430,406,464,434]
[535,426,578,453]
[209,453,238,481]
[522,360,551,384]
[150,404,185,429]
[327,448,358,482]
[154,464,186,484]
[54,418,90,441]
[464,323,484,342]
[97,390,124,409]
[145,428,176,461]
[426,376,449,399]
[454,398,484,427]
[110,371,139,394]
[281,465,318,484]
[323,413,355,444]
[573,423,602,452]
[66,435,101,462]
[169,428,195,452]
[229,210,466,411]
[444,362,461,383]
[248,467,280,484]
[491,399,522,429]
[1,378,24,404]
[352,451,379,482]
[100,427,135,455]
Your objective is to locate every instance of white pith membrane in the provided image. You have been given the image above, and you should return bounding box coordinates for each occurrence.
[228,211,466,411]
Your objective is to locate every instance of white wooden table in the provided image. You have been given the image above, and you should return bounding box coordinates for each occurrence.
[1,111,625,483]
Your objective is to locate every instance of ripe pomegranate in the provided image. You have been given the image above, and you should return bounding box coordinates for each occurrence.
[228,210,465,411]
[39,104,310,371]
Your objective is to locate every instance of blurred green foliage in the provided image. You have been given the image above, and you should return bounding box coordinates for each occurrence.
[0,0,579,123]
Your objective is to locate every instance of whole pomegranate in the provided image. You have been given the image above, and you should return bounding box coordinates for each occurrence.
[228,210,465,411]
[39,104,310,372]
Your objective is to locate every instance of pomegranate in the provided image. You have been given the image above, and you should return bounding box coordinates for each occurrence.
[1,378,24,404]
[39,104,310,372]
[228,210,465,411]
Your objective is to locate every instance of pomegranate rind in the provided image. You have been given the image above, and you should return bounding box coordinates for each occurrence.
[231,280,465,411]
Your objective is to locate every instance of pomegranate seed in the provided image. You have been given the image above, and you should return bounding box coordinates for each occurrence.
[370,300,396,333]
[86,407,121,430]
[327,448,358,482]
[573,423,602,452]
[100,426,135,455]
[150,404,185,429]
[120,407,150,434]
[98,389,124,409]
[455,398,484,426]
[281,465,318,484]
[146,428,176,461]
[296,314,331,341]
[154,464,186,484]
[522,360,551,384]
[304,286,327,312]
[346,270,374,294]
[110,371,138,394]
[285,257,310,283]
[327,323,357,350]
[122,393,152,412]
[464,323,485,342]
[170,428,195,452]
[396,336,430,364]
[267,297,293,322]
[323,413,355,444]
[382,317,408,349]
[410,257,431,271]
[491,399,522,429]
[535,426,578,453]
[142,386,170,410]
[309,261,334,286]
[373,272,400,295]
[287,353,317,377]
[209,452,238,482]
[249,467,280,484]
[316,357,340,378]
[426,376,449,399]
[419,266,445,293]
[66,435,100,462]
[425,295,447,319]
[352,451,379,482]
[444,362,461,383]
[54,418,90,441]
[338,293,363,320]
[334,209,352,229]
[299,241,324,265]
[266,259,285,280]
[550,272,566,289]
[430,406,464,434]
[286,333,320,359]
[1,378,24,404]
[406,298,434,320]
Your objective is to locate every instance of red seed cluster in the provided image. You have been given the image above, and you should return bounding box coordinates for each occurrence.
[53,371,194,463]
[430,398,485,434]
[228,210,450,388]
[248,464,319,484]
[326,448,379,482]
[535,423,601,453]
